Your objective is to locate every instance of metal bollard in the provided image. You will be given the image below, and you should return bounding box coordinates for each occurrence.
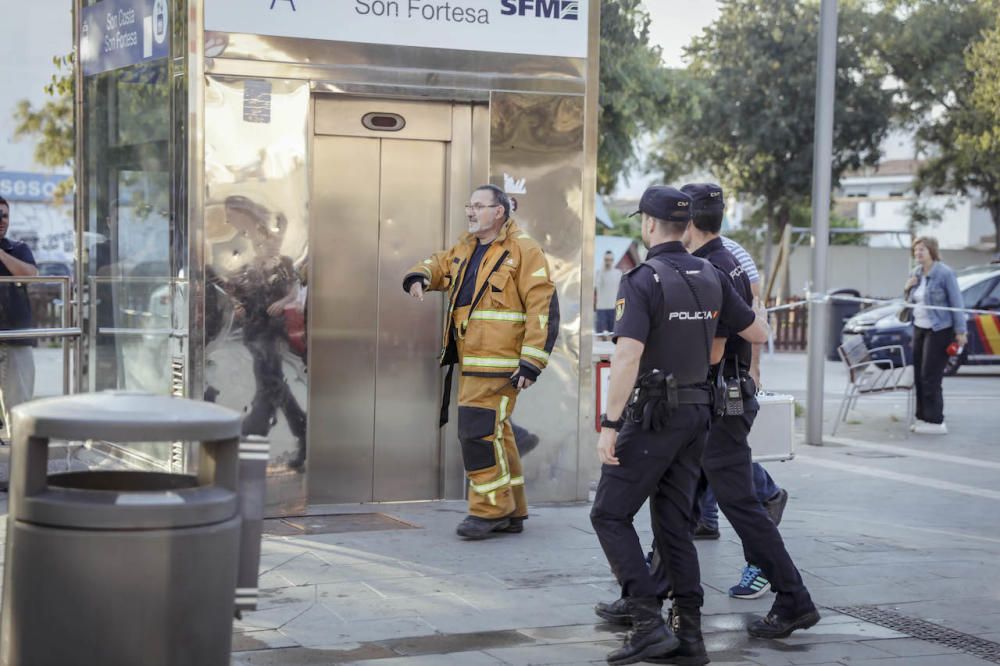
[234,435,269,614]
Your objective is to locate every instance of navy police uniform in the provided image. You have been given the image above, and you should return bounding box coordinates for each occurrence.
[589,193,756,616]
[683,183,817,633]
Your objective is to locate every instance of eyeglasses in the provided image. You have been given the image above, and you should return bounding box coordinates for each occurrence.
[464,204,500,213]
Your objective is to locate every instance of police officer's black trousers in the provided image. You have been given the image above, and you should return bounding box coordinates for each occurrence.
[703,411,811,611]
[590,405,709,610]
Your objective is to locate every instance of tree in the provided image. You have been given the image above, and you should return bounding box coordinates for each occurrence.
[880,0,1000,250]
[12,54,74,200]
[597,0,671,194]
[651,0,895,245]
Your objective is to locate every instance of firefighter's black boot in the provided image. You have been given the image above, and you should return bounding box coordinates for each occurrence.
[648,605,709,665]
[605,597,679,665]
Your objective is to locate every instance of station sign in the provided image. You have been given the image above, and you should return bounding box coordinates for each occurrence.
[0,172,72,203]
[205,0,589,59]
[80,0,170,76]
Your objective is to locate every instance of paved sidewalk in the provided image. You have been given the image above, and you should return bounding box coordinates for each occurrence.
[2,352,998,665]
[226,355,1000,665]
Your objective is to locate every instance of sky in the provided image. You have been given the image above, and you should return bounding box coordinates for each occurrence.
[645,1,720,68]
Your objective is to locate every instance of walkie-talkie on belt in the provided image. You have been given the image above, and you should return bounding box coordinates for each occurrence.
[723,356,744,416]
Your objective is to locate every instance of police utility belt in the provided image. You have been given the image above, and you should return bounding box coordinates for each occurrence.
[626,369,712,432]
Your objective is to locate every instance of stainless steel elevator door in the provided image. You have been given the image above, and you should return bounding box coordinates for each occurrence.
[310,124,447,503]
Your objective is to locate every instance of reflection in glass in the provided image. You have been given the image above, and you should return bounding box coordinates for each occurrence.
[490,92,585,502]
[217,196,307,470]
[203,76,310,515]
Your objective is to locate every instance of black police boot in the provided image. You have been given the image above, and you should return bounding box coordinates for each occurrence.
[455,515,511,539]
[595,597,633,626]
[747,600,821,639]
[605,597,680,665]
[647,605,709,665]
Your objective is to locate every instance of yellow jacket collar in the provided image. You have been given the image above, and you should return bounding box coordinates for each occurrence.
[460,218,520,246]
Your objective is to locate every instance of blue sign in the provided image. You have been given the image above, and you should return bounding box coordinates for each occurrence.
[0,172,72,203]
[81,0,170,76]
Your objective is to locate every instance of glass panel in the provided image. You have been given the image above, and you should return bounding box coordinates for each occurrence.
[204,76,310,515]
[79,0,183,467]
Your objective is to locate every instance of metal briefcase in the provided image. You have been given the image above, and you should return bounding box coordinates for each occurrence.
[749,392,795,463]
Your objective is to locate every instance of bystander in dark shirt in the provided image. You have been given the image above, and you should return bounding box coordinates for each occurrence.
[0,238,37,346]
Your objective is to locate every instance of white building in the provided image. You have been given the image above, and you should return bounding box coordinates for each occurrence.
[1,1,74,264]
[838,129,995,251]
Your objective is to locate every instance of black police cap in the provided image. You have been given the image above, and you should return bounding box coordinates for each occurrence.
[680,183,725,213]
[628,186,692,222]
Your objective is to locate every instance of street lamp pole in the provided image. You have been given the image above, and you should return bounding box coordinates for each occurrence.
[806,0,838,445]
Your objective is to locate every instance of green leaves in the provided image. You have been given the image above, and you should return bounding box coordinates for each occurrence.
[597,0,671,193]
[883,0,1000,248]
[653,0,894,243]
[12,51,74,196]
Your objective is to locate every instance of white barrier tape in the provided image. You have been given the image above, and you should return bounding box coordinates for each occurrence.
[762,292,996,318]
[827,294,997,318]
[588,291,995,323]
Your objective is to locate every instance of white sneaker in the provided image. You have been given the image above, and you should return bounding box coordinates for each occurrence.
[909,419,927,432]
[913,421,948,435]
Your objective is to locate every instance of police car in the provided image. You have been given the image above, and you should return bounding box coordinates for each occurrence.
[841,263,1000,375]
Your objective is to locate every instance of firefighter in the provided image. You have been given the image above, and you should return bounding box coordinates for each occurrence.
[403,184,559,540]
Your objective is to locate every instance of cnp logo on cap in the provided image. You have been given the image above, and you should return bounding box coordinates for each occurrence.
[680,183,726,213]
[628,186,693,222]
[501,0,580,21]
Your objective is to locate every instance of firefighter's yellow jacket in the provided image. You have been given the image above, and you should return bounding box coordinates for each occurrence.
[404,218,560,378]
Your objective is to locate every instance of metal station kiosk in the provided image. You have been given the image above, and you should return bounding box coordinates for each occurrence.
[74,0,600,516]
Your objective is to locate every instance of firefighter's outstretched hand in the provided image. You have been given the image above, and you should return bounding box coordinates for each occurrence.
[597,428,619,466]
[409,281,425,301]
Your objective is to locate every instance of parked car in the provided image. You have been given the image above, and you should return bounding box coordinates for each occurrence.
[841,264,1000,375]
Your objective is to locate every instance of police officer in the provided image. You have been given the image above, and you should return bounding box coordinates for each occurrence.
[681,183,820,639]
[590,186,768,665]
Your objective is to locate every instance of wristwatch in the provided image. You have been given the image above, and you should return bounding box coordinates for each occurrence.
[600,413,625,431]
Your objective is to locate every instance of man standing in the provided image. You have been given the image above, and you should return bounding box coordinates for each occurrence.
[0,196,39,439]
[595,250,622,338]
[590,186,769,664]
[680,183,819,639]
[404,185,559,540]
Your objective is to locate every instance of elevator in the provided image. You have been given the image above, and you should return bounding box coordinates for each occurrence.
[308,97,488,504]
[74,0,601,517]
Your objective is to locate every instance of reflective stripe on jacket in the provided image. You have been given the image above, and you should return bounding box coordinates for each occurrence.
[404,219,560,376]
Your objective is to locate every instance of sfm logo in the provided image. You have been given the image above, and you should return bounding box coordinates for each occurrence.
[500,0,580,21]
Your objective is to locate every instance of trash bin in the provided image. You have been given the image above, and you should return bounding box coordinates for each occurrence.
[0,391,242,666]
[828,288,863,360]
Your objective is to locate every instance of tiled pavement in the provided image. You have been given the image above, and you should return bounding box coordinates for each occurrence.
[2,353,998,665]
[229,355,1000,665]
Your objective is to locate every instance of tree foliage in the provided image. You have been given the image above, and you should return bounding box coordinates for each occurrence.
[879,0,1000,249]
[12,54,74,200]
[597,0,670,194]
[652,0,895,242]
